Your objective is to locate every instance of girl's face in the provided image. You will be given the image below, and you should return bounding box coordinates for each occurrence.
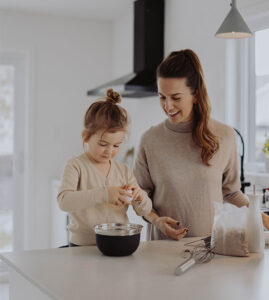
[157,77,196,124]
[87,130,125,164]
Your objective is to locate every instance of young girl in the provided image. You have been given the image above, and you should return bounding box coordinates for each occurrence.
[57,89,152,246]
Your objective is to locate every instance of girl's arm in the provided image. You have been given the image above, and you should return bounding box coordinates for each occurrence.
[57,161,108,212]
[124,166,152,216]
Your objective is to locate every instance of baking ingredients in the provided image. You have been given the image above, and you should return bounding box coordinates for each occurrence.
[211,202,249,257]
[212,226,248,256]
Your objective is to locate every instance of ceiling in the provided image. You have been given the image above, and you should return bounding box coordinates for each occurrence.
[0,0,135,20]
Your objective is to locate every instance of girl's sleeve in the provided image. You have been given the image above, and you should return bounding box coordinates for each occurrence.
[222,129,249,207]
[125,166,152,216]
[57,160,108,212]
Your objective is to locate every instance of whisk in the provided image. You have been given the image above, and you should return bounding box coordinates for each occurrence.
[175,237,215,276]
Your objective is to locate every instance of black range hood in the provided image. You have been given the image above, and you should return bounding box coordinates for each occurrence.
[87,0,164,98]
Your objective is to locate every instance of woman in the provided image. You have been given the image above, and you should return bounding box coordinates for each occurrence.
[134,49,269,240]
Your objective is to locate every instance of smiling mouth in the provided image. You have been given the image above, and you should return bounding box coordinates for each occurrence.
[168,111,180,117]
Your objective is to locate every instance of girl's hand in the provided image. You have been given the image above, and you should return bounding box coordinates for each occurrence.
[106,186,132,206]
[132,186,143,202]
[123,184,143,202]
[153,217,188,240]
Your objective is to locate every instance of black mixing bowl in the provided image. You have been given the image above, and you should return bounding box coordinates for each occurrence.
[94,223,143,256]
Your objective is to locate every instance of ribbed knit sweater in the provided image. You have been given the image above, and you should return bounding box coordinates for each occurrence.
[133,118,248,240]
[57,153,152,245]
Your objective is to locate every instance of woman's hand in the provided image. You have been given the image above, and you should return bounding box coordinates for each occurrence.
[153,216,188,240]
[106,186,132,206]
[262,212,269,230]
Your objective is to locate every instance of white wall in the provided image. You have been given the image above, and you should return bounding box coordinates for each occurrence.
[0,9,114,249]
[113,12,133,79]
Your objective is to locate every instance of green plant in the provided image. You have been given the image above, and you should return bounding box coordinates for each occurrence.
[262,138,269,155]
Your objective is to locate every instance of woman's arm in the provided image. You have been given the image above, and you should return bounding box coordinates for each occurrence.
[222,129,249,207]
[221,129,269,229]
[262,212,269,230]
[133,137,155,199]
[144,211,188,240]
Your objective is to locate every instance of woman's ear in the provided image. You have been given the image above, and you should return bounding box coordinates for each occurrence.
[192,90,197,102]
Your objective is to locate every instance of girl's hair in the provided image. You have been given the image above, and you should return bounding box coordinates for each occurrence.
[82,88,129,143]
[156,49,219,166]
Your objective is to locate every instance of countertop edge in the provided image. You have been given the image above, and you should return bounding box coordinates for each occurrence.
[0,253,60,300]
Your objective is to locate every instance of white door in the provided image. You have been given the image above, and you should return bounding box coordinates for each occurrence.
[0,53,26,254]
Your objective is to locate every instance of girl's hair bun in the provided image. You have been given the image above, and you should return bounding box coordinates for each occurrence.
[106,88,121,104]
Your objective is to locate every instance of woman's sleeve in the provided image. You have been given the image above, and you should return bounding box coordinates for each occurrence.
[222,130,249,207]
[133,135,155,200]
[57,160,108,212]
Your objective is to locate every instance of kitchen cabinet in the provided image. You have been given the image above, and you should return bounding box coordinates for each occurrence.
[1,238,268,300]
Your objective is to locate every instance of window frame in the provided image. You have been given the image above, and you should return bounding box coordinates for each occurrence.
[240,5,269,170]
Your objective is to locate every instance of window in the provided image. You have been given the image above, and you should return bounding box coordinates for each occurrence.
[0,65,15,252]
[246,27,269,166]
[0,53,26,255]
[254,28,269,162]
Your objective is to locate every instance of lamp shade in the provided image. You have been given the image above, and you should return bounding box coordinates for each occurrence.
[215,0,252,39]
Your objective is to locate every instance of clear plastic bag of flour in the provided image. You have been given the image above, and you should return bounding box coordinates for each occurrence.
[211,202,249,257]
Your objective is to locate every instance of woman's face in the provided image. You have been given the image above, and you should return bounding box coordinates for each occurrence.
[157,77,196,124]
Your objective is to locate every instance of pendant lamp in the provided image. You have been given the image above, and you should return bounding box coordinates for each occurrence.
[215,0,252,39]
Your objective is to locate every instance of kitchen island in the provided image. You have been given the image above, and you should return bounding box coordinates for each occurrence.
[1,238,268,300]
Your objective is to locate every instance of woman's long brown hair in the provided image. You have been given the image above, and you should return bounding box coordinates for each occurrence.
[157,49,219,166]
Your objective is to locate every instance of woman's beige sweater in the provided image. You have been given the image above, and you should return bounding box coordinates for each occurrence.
[133,118,248,240]
[57,153,152,245]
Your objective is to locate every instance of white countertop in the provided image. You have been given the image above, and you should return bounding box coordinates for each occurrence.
[1,238,269,300]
